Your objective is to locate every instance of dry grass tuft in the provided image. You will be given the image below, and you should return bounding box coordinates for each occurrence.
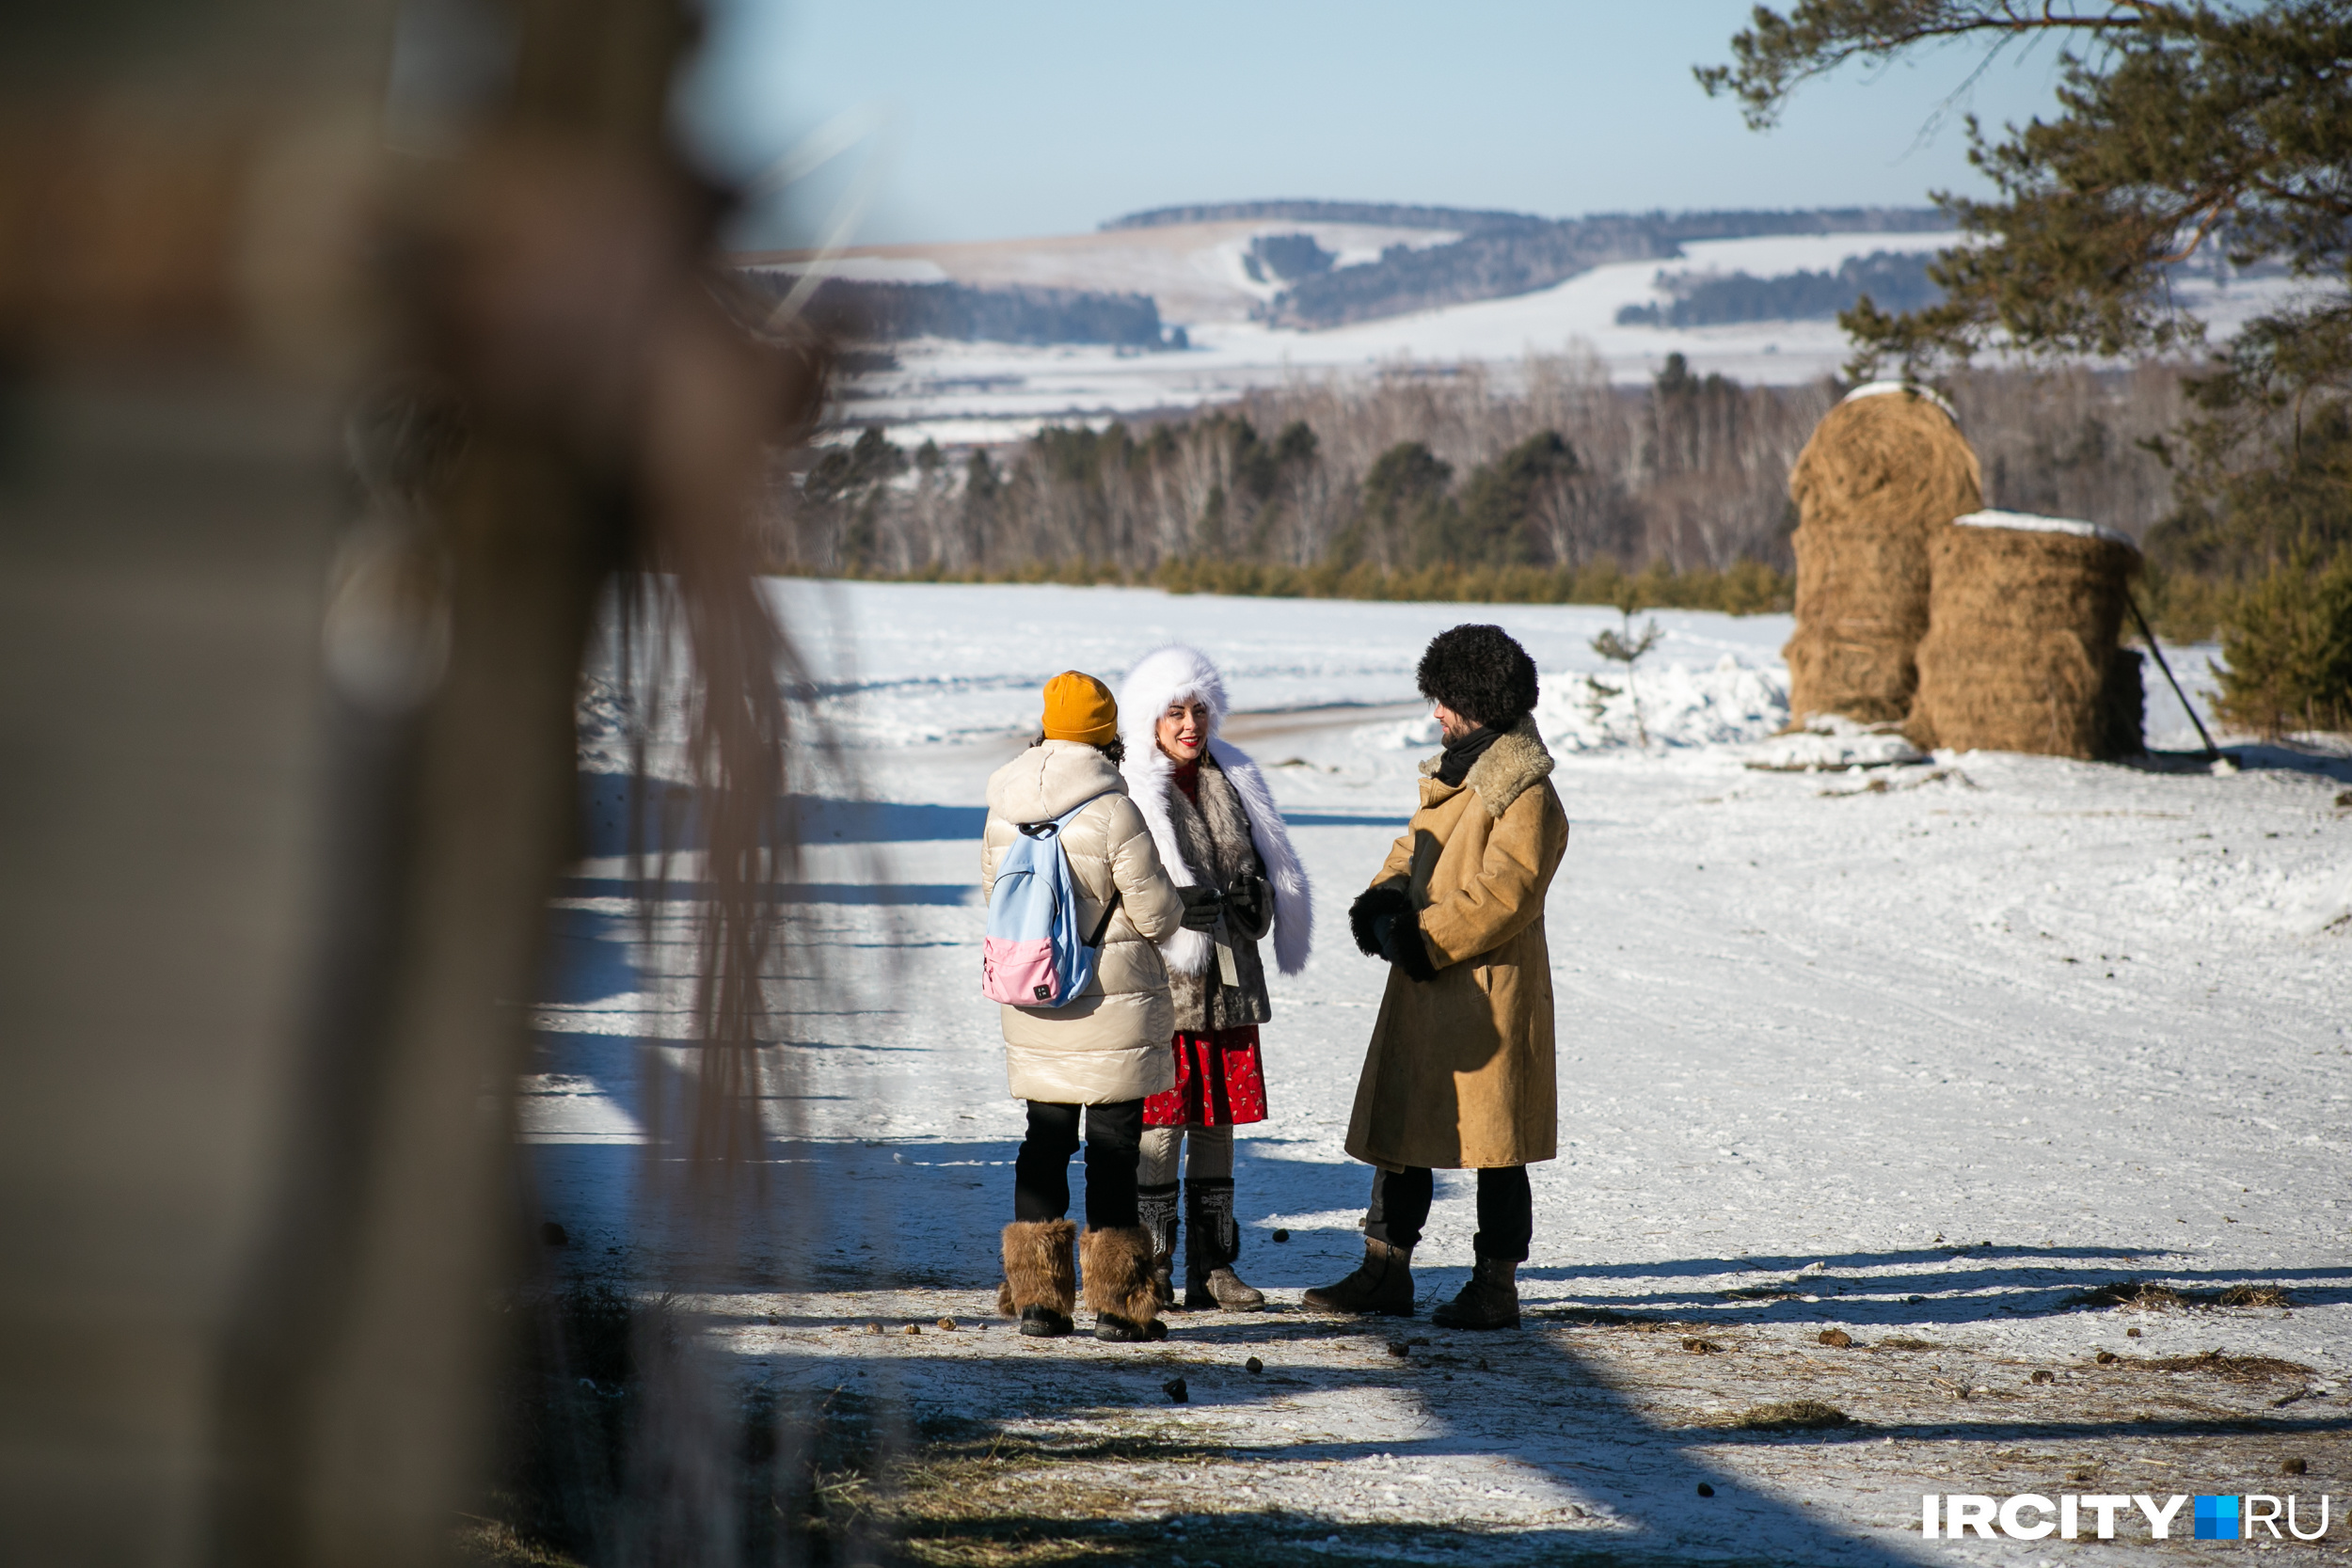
[1724,1400,1854,1432]
[453,1519,585,1568]
[1872,1338,1943,1352]
[2217,1284,2294,1309]
[2067,1281,2188,1310]
[2064,1280,2293,1312]
[1784,388,1982,723]
[2139,1351,2313,1385]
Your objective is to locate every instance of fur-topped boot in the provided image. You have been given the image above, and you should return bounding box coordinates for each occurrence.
[1137,1181,1180,1308]
[997,1218,1076,1338]
[1184,1178,1264,1310]
[1081,1226,1167,1342]
[1300,1236,1415,1316]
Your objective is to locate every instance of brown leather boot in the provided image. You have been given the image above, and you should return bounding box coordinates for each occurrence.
[1197,1266,1266,1311]
[1082,1226,1167,1342]
[1301,1237,1414,1316]
[1430,1254,1520,1330]
[998,1219,1076,1338]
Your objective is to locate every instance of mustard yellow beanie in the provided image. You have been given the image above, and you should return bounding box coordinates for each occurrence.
[1041,671,1118,744]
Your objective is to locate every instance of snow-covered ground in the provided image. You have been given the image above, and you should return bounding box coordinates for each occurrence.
[532,583,2352,1563]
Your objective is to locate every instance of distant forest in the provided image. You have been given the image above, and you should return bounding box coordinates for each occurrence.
[741,273,1176,348]
[1255,208,1952,329]
[1099,202,1954,329]
[771,356,2186,618]
[1615,250,1943,328]
[1241,232,1335,283]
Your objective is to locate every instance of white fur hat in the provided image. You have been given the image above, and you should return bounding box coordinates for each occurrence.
[1118,643,1228,754]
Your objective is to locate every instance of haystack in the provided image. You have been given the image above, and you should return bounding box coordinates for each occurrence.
[1783,383,1983,723]
[1907,510,2142,759]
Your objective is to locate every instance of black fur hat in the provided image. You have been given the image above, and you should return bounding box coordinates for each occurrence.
[1416,624,1539,729]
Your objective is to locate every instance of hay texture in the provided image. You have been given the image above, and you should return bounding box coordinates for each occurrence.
[1908,511,2142,760]
[1784,383,1983,723]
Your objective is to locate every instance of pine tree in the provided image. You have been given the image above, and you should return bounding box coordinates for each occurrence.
[1357,442,1455,569]
[1458,431,1579,566]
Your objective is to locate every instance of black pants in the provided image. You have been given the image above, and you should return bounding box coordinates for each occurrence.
[1013,1099,1143,1229]
[1363,1164,1532,1262]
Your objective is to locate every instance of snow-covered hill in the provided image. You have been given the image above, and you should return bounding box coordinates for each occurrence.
[769,225,2311,447]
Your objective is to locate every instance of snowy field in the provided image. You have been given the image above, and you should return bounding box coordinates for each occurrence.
[810,230,2315,448]
[533,583,2352,1563]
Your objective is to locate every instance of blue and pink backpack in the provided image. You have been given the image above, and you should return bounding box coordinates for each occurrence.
[981,795,1121,1008]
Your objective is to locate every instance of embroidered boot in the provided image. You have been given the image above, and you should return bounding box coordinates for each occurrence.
[1183,1178,1264,1310]
[997,1219,1076,1338]
[1081,1226,1167,1342]
[1300,1237,1415,1316]
[1430,1254,1520,1330]
[1137,1180,1180,1308]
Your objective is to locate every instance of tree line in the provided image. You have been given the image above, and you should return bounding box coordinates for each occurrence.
[771,352,2195,620]
[1615,250,1941,328]
[743,274,1174,348]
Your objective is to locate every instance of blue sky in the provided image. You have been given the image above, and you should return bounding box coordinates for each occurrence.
[679,1,2075,247]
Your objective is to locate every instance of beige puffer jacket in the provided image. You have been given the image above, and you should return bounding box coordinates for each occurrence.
[982,740,1186,1103]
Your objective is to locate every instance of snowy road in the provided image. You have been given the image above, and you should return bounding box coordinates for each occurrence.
[530,583,2352,1563]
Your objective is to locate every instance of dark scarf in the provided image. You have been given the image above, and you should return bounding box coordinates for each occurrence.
[1435,723,1501,787]
[1169,752,1201,803]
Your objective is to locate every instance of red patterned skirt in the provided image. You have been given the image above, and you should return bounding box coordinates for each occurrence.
[1141,1026,1267,1127]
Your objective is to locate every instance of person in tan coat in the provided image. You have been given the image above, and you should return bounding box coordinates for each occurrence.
[1304,626,1568,1330]
[982,672,1192,1341]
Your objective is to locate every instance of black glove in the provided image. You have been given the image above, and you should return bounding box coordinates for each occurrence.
[1346,884,1438,981]
[1223,872,1269,935]
[1349,884,1412,956]
[1176,884,1225,932]
[1376,911,1440,982]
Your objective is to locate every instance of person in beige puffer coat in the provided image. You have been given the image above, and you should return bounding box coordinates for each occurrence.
[982,672,1190,1341]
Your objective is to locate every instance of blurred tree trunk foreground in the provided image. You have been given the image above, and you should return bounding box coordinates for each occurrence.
[0,3,813,1562]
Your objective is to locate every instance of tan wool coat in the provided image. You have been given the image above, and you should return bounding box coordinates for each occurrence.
[982,740,1185,1104]
[1343,718,1569,1170]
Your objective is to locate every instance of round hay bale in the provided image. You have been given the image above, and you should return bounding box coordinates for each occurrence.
[1908,511,2142,759]
[1783,382,1983,723]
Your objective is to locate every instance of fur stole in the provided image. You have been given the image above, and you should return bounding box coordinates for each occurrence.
[1117,643,1313,976]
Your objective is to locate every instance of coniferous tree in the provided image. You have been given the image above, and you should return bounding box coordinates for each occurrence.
[1457,431,1580,565]
[961,450,1001,566]
[1355,441,1455,569]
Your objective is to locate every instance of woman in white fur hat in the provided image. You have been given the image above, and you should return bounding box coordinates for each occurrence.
[1117,644,1312,1310]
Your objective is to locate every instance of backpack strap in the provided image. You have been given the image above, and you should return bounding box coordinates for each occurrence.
[1085,887,1122,948]
[1018,790,1125,948]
